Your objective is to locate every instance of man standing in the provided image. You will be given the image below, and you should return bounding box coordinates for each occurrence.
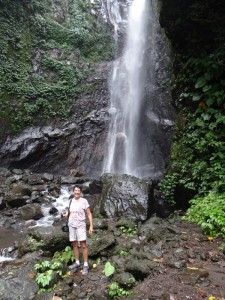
[64,186,93,275]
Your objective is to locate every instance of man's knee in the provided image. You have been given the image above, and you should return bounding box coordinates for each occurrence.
[80,241,87,249]
[72,241,78,249]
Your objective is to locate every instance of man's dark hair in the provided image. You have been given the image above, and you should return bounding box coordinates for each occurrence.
[73,185,82,192]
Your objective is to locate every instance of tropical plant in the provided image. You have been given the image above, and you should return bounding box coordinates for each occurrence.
[104,262,115,277]
[108,282,133,298]
[183,192,225,237]
[34,246,74,292]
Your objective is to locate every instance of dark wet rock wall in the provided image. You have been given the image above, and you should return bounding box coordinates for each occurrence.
[0,63,111,177]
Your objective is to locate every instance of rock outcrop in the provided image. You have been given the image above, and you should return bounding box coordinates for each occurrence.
[0,63,111,177]
[95,174,152,221]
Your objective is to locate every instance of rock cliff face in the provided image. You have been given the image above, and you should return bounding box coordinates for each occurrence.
[0,0,174,178]
[0,63,110,176]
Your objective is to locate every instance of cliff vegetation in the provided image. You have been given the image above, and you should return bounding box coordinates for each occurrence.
[0,0,113,135]
[160,0,225,236]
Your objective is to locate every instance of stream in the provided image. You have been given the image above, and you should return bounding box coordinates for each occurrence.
[0,186,71,262]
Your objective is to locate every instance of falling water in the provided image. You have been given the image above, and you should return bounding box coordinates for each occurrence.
[103,0,149,176]
[103,0,174,178]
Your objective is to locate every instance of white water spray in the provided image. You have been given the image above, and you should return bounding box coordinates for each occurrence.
[103,0,151,176]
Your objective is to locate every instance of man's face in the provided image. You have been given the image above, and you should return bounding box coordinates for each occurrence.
[74,188,81,199]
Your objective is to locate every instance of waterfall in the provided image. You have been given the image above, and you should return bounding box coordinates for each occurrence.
[103,0,174,179]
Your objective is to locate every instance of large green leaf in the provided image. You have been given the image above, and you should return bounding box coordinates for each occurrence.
[195,77,206,89]
[104,262,115,277]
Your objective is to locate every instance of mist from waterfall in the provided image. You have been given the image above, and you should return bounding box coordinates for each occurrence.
[103,0,150,176]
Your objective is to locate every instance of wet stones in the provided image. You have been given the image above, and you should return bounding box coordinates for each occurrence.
[113,272,136,288]
[5,193,29,208]
[124,259,157,280]
[179,268,209,285]
[88,233,116,257]
[97,173,151,221]
[0,262,39,300]
[19,204,44,220]
[18,226,69,257]
[0,196,6,209]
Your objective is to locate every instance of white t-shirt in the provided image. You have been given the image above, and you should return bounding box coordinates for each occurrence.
[68,197,89,228]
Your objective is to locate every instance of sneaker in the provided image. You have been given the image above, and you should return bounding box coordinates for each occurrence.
[68,263,80,272]
[82,265,89,275]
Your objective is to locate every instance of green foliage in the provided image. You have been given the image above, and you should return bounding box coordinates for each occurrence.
[119,250,129,257]
[34,259,63,291]
[108,282,133,298]
[104,262,115,277]
[34,246,73,293]
[0,0,113,133]
[218,243,225,252]
[160,50,225,206]
[183,192,225,237]
[118,225,137,236]
[53,245,74,264]
[160,0,225,216]
[36,269,54,289]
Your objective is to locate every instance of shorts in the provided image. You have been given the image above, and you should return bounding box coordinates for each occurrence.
[69,225,87,242]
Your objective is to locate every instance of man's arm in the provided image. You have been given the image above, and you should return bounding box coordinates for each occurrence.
[86,207,93,235]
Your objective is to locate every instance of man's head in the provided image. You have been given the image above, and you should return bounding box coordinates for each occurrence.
[73,186,81,199]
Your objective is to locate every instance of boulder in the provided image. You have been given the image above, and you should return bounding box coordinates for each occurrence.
[85,194,101,213]
[60,176,79,184]
[5,194,29,208]
[116,218,137,230]
[18,226,69,257]
[19,204,44,220]
[12,168,23,175]
[42,173,54,182]
[88,233,116,257]
[49,206,58,215]
[89,179,103,194]
[0,261,39,300]
[12,183,32,196]
[26,174,44,185]
[0,167,11,177]
[31,184,47,192]
[113,272,136,288]
[0,196,6,210]
[140,216,179,243]
[97,174,151,221]
[81,181,91,194]
[92,218,108,230]
[124,258,157,280]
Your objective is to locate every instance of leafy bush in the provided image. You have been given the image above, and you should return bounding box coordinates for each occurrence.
[183,192,225,237]
[119,249,129,257]
[53,245,74,264]
[118,225,137,236]
[34,246,74,293]
[108,282,133,298]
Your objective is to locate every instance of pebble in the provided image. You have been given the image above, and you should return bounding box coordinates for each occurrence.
[78,291,87,298]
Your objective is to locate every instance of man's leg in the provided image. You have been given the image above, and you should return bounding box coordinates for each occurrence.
[69,241,81,271]
[72,241,80,262]
[80,240,88,264]
[80,240,89,275]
